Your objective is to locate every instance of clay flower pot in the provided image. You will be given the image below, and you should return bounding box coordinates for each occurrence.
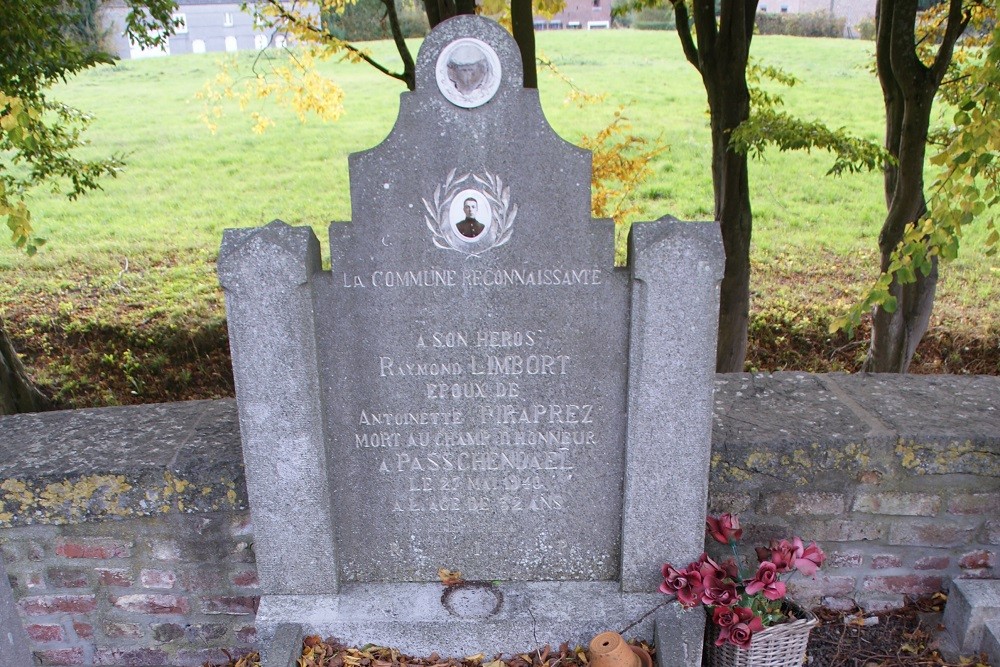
[589,632,652,667]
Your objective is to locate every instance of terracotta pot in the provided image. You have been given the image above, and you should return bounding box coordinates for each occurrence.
[589,632,652,667]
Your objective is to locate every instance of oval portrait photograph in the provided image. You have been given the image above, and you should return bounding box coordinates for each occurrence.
[449,189,493,242]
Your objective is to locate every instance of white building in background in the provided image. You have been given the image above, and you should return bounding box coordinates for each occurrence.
[103,0,318,59]
[757,0,876,35]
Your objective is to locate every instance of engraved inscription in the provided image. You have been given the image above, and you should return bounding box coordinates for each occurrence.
[350,327,599,515]
[340,268,604,289]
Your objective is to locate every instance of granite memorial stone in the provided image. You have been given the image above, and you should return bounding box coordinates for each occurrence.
[219,15,723,665]
[0,555,32,666]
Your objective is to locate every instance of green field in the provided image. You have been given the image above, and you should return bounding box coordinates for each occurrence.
[3,30,998,406]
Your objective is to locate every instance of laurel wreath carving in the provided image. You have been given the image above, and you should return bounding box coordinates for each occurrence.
[422,168,518,256]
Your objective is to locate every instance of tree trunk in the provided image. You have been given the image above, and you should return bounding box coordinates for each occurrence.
[707,75,753,373]
[671,0,757,372]
[0,317,51,415]
[865,90,937,372]
[864,0,966,372]
[511,0,537,88]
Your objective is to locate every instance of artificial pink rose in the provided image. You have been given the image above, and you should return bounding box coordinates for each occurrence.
[745,561,787,601]
[691,553,726,580]
[766,539,797,573]
[707,514,743,544]
[716,608,760,647]
[793,539,826,577]
[720,557,740,580]
[701,574,740,607]
[728,609,765,649]
[660,564,691,594]
[713,606,739,628]
[660,564,704,608]
[729,620,764,650]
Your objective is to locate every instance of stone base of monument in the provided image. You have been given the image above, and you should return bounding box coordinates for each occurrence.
[255,582,704,667]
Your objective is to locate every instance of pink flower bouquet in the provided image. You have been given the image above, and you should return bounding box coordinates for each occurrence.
[659,514,826,649]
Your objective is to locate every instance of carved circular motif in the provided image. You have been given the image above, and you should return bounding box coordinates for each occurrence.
[435,38,502,108]
[440,582,504,619]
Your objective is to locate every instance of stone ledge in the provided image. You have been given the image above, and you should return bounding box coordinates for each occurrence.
[255,582,678,657]
[1,374,997,527]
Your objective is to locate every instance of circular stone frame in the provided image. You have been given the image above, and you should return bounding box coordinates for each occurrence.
[435,38,503,109]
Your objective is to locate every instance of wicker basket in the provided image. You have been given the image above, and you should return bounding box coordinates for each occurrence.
[706,608,818,667]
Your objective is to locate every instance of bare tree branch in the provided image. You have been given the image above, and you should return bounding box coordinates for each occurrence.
[670,0,700,70]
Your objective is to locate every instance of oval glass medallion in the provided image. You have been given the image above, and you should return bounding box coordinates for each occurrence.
[435,38,502,108]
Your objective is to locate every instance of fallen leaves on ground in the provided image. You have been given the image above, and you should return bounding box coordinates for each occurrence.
[209,597,994,667]
[438,568,465,586]
[807,596,990,667]
[207,637,655,667]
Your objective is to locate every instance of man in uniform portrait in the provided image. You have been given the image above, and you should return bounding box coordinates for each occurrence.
[456,197,485,239]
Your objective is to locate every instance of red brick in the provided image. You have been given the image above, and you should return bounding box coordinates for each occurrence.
[237,625,257,644]
[176,648,241,666]
[765,492,846,516]
[72,621,94,639]
[232,569,259,587]
[19,594,97,615]
[95,567,133,587]
[93,647,169,666]
[179,568,225,592]
[202,595,260,615]
[193,623,228,641]
[148,539,181,561]
[820,597,857,612]
[853,492,940,517]
[26,541,46,561]
[140,569,176,589]
[46,567,90,588]
[887,521,976,547]
[862,574,944,595]
[152,623,185,642]
[103,622,143,639]
[871,554,902,569]
[55,538,131,559]
[827,551,863,568]
[797,519,886,542]
[914,555,950,570]
[959,569,994,579]
[959,550,995,569]
[949,493,1000,515]
[25,623,64,642]
[35,648,84,665]
[707,493,754,515]
[787,575,856,600]
[859,597,906,613]
[112,593,190,615]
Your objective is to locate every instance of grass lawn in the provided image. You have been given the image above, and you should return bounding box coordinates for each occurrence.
[3,29,998,407]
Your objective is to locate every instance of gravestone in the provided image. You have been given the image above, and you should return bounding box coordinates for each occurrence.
[0,555,32,666]
[218,15,722,665]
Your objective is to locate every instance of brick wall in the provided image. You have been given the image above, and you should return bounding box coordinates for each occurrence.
[0,374,997,665]
[1,513,258,666]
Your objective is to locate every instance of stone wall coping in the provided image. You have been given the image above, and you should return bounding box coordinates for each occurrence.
[0,373,997,526]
